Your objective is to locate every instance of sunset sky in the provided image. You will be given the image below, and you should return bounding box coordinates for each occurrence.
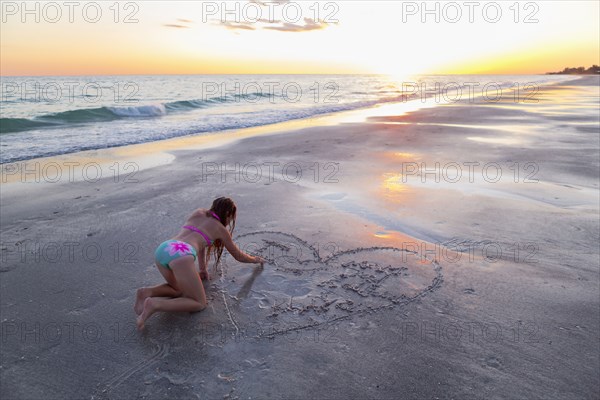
[1,0,598,76]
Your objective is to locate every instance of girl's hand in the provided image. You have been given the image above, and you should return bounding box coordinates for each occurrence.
[255,256,266,267]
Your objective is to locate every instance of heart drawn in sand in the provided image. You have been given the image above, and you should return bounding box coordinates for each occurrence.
[217,231,444,338]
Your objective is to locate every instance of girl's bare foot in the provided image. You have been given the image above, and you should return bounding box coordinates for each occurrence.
[136,297,156,330]
[134,288,149,315]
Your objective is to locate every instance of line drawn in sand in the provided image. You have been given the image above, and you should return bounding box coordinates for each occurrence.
[92,231,443,395]
[217,231,444,339]
[91,342,169,400]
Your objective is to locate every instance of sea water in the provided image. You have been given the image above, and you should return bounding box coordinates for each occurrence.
[0,74,576,163]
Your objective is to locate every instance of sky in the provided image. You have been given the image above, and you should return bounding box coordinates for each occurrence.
[1,0,598,76]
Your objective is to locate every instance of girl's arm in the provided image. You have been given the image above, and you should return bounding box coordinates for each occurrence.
[220,229,264,265]
[205,247,211,267]
[198,246,210,280]
[198,246,207,271]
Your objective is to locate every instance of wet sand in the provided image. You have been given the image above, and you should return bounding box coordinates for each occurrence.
[1,76,598,399]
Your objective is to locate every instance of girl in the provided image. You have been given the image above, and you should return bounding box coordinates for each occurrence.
[134,197,265,329]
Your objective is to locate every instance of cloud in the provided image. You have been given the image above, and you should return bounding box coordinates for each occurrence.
[222,21,256,31]
[258,18,282,24]
[263,18,328,32]
[163,24,189,29]
[217,17,333,32]
[163,18,194,28]
[249,0,289,5]
[210,1,336,33]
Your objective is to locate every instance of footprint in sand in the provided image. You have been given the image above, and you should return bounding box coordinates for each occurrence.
[484,355,502,369]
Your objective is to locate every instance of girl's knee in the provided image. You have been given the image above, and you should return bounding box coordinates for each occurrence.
[184,294,206,312]
[192,299,206,312]
[170,285,182,297]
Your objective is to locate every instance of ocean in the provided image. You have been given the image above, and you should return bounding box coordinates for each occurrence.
[0,74,577,163]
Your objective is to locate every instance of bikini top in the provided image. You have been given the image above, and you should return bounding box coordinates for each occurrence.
[182,211,221,246]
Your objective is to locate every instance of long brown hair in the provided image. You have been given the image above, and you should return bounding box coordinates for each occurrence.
[206,197,237,267]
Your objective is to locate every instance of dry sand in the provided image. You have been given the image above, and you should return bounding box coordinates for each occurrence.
[1,76,598,399]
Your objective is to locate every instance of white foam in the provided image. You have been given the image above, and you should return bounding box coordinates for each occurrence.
[108,104,167,117]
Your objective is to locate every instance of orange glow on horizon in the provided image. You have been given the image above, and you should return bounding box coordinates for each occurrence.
[1,1,598,76]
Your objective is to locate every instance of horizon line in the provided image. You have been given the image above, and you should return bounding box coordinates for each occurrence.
[1,72,562,78]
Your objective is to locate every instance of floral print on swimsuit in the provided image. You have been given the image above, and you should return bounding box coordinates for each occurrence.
[165,241,194,257]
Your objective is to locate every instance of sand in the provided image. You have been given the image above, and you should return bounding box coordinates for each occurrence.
[1,76,598,399]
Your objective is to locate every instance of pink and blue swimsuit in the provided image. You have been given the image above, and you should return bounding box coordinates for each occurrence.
[154,211,221,270]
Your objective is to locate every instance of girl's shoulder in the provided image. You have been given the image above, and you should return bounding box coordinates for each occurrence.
[190,208,209,218]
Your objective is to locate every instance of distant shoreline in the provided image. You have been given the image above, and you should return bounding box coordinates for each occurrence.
[546,65,599,75]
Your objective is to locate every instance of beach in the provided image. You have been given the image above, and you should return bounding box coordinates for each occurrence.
[1,75,598,400]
